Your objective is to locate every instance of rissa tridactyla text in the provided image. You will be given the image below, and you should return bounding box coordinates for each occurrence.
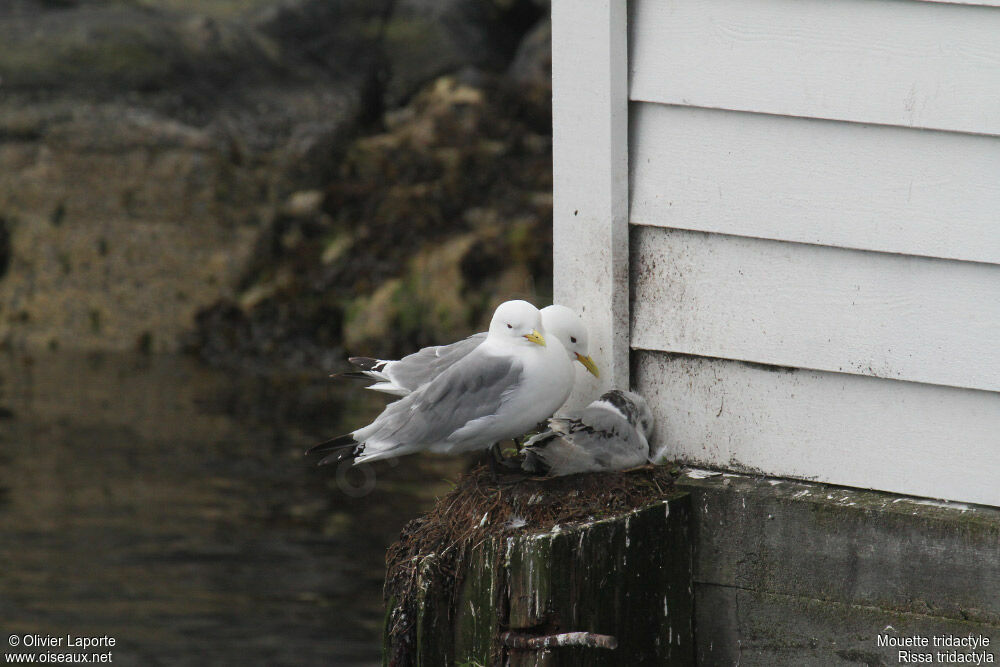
[345,304,598,396]
[309,300,577,465]
[521,389,655,477]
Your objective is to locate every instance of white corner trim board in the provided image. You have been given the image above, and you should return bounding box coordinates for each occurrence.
[629,0,1000,137]
[634,351,1000,508]
[629,104,1000,267]
[631,226,1000,394]
[552,0,630,405]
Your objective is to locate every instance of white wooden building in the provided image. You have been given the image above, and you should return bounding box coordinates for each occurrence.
[552,0,1000,508]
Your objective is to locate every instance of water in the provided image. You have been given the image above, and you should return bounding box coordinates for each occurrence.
[0,353,466,666]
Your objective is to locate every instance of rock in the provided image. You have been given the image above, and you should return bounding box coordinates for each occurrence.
[254,0,392,78]
[0,5,280,96]
[0,0,551,358]
[341,233,478,355]
[507,17,550,96]
[381,0,543,108]
[187,73,554,368]
[282,190,325,219]
[0,1,377,353]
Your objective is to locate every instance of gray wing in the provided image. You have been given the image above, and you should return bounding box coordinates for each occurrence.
[523,404,649,475]
[355,349,523,460]
[386,332,487,392]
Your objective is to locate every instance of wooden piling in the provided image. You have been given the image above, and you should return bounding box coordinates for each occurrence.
[384,487,694,665]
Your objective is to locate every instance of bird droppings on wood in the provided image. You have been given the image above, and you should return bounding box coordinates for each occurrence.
[383,463,679,665]
[501,630,618,650]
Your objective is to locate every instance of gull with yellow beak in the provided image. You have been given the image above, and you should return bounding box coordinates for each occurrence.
[310,300,577,465]
[345,304,599,396]
[537,304,600,379]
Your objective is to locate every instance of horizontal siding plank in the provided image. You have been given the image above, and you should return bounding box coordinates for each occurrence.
[630,226,1000,392]
[919,0,1000,6]
[629,104,1000,266]
[920,0,1000,6]
[629,0,1000,136]
[634,351,1000,507]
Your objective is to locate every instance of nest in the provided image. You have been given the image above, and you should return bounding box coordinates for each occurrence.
[383,463,678,665]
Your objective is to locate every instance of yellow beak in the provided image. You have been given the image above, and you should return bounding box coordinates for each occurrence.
[523,330,546,346]
[575,353,600,378]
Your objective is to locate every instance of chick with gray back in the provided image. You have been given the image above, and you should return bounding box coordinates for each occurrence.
[522,390,656,477]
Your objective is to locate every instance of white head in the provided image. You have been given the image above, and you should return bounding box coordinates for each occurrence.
[540,305,599,377]
[488,300,546,348]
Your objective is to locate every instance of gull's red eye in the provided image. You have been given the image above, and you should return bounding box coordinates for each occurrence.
[570,336,577,344]
[507,324,512,329]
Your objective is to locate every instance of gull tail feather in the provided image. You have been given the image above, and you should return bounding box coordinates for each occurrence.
[333,371,377,381]
[318,449,358,466]
[365,382,409,396]
[349,357,387,372]
[306,434,358,465]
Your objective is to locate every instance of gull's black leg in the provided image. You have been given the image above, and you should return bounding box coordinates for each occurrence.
[487,442,504,480]
[488,441,504,462]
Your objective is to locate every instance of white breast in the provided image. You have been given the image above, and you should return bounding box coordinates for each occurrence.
[504,336,576,429]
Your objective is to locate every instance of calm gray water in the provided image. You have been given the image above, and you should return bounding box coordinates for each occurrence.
[0,353,465,666]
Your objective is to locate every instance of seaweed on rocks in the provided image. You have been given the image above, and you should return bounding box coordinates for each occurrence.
[187,73,555,372]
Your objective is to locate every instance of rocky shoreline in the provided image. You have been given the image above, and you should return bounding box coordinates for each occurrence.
[0,0,552,370]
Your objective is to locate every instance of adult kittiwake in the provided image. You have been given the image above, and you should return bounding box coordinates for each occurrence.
[345,304,598,396]
[308,300,577,465]
[521,390,655,477]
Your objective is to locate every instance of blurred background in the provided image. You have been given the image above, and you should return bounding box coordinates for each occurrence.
[0,1,552,664]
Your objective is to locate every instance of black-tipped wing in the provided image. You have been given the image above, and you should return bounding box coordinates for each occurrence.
[348,357,388,373]
[306,433,359,465]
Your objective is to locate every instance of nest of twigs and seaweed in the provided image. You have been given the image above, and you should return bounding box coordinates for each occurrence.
[383,463,678,665]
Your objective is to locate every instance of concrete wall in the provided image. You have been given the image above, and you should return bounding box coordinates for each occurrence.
[676,470,1000,666]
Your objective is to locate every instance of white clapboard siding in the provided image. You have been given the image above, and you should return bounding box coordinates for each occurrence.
[629,104,1000,266]
[630,226,1000,393]
[634,351,1000,507]
[920,0,1000,5]
[628,0,1000,136]
[552,0,630,406]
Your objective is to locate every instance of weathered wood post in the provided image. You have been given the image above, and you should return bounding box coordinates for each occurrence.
[500,496,694,666]
[383,469,695,666]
